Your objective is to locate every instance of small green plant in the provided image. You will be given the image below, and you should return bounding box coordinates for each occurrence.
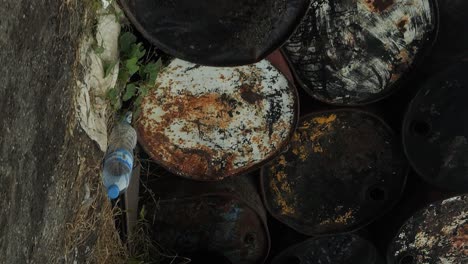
[107,31,163,116]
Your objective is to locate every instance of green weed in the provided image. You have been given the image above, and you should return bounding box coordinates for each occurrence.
[107,31,163,117]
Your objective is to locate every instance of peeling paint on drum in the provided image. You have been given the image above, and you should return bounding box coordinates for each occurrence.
[388,195,468,264]
[137,59,298,180]
[284,0,437,105]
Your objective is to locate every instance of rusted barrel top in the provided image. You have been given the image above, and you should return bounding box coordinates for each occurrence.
[403,62,468,191]
[283,0,438,105]
[119,0,309,66]
[147,174,270,264]
[137,59,298,181]
[271,234,383,264]
[261,109,408,235]
[387,195,468,264]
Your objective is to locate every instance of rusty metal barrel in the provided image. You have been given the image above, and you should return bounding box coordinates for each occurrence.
[119,0,309,66]
[271,234,383,264]
[403,62,468,191]
[136,58,298,181]
[146,174,270,264]
[261,109,408,235]
[282,0,438,105]
[387,195,468,264]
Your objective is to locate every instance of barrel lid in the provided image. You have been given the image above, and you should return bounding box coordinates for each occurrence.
[271,234,382,264]
[387,195,468,264]
[261,109,408,235]
[283,0,438,105]
[137,58,298,181]
[144,173,271,264]
[119,0,309,66]
[403,62,468,191]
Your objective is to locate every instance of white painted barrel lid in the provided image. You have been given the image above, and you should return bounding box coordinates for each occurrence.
[137,59,298,181]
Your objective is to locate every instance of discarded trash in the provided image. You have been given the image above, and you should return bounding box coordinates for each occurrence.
[403,62,468,191]
[261,109,408,235]
[271,234,383,264]
[387,195,468,264]
[137,58,298,181]
[103,112,137,199]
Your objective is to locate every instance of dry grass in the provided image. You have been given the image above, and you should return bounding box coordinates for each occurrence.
[126,155,192,264]
[126,196,191,264]
[127,218,191,264]
[65,158,128,264]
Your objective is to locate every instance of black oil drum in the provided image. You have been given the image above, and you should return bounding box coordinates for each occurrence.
[261,109,408,235]
[282,0,438,105]
[403,62,468,191]
[426,0,468,72]
[146,174,270,264]
[387,195,468,264]
[119,0,309,66]
[136,58,298,181]
[271,234,384,264]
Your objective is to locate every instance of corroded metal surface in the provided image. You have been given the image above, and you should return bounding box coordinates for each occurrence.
[137,59,298,181]
[283,0,438,105]
[261,109,408,235]
[271,234,383,264]
[403,62,468,191]
[266,50,295,83]
[119,0,309,66]
[147,175,270,264]
[388,195,468,264]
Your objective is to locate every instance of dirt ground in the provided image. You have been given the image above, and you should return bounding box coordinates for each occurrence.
[0,1,125,263]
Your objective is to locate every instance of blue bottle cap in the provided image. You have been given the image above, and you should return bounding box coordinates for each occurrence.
[107,185,120,199]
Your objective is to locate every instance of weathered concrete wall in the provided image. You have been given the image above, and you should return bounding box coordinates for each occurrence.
[0,1,117,263]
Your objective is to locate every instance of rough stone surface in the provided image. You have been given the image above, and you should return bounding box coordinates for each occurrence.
[0,1,115,263]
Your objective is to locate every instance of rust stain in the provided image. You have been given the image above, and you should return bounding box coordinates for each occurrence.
[138,59,296,180]
[313,114,337,125]
[398,49,410,64]
[278,156,287,166]
[294,114,337,159]
[270,180,296,216]
[390,72,401,82]
[364,0,395,13]
[240,84,264,104]
[320,209,355,226]
[267,113,340,217]
[269,155,297,216]
[310,114,337,141]
[451,224,468,255]
[397,16,409,33]
[313,145,324,153]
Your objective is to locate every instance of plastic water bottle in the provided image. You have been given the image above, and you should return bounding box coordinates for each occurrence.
[103,112,137,199]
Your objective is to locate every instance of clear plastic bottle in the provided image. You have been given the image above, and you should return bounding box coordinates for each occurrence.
[102,112,137,199]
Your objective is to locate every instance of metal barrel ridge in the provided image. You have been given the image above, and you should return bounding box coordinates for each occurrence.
[137,58,299,181]
[118,0,309,66]
[283,0,438,105]
[403,62,468,191]
[387,195,468,264]
[147,174,270,264]
[271,234,384,264]
[261,109,408,235]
